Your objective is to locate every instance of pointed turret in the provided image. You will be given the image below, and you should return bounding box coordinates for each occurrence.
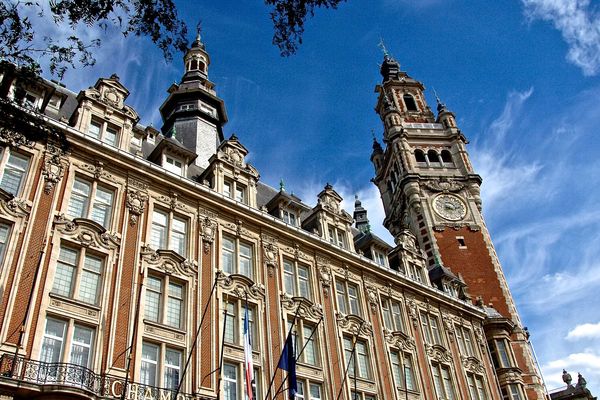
[353,195,370,234]
[159,30,228,168]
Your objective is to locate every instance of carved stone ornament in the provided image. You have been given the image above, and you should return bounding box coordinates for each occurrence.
[155,191,191,213]
[75,160,118,183]
[0,127,35,148]
[126,177,149,226]
[317,259,332,296]
[216,270,265,300]
[199,215,217,254]
[426,344,452,364]
[363,281,378,312]
[441,312,456,338]
[462,356,484,374]
[405,297,419,327]
[383,329,416,351]
[335,312,373,336]
[280,293,323,321]
[223,219,251,238]
[261,234,279,277]
[424,178,465,193]
[284,243,310,262]
[474,326,485,346]
[141,245,197,278]
[54,214,121,250]
[42,143,68,195]
[0,197,31,218]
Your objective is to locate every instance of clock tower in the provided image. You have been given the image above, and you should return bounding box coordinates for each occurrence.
[371,53,547,400]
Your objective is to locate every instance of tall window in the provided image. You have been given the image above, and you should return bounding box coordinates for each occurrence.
[406,263,424,283]
[297,381,323,400]
[390,350,416,391]
[222,299,257,347]
[336,280,361,316]
[489,338,514,369]
[403,94,418,111]
[151,209,188,256]
[144,275,185,329]
[0,149,29,196]
[67,177,114,228]
[431,362,456,400]
[88,118,119,146]
[467,373,488,400]
[283,259,311,299]
[373,250,387,267]
[40,318,96,370]
[52,246,104,305]
[501,384,524,400]
[223,179,247,204]
[221,235,254,279]
[455,325,475,357]
[420,311,442,345]
[0,222,10,264]
[381,298,404,332]
[343,336,371,379]
[328,225,346,249]
[140,342,183,390]
[281,209,297,226]
[287,319,319,366]
[221,363,261,400]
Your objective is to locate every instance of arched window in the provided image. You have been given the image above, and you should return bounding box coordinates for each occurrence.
[428,150,440,164]
[198,61,206,72]
[190,59,198,70]
[441,150,453,165]
[415,149,426,164]
[403,94,418,112]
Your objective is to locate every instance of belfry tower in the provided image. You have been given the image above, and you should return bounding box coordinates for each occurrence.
[371,53,547,400]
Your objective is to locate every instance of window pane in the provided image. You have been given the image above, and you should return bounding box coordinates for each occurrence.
[336,282,347,314]
[70,325,93,368]
[164,348,182,390]
[223,181,232,198]
[79,255,102,304]
[140,343,158,386]
[67,178,91,219]
[0,223,9,262]
[391,302,403,331]
[283,260,295,295]
[88,120,101,139]
[91,186,113,227]
[0,152,29,196]
[404,354,416,390]
[390,351,402,387]
[303,325,317,365]
[151,211,167,249]
[223,301,236,343]
[298,266,310,299]
[348,284,359,315]
[223,363,237,400]
[222,237,234,274]
[105,126,118,146]
[239,243,252,278]
[170,217,187,255]
[382,299,393,330]
[41,318,66,363]
[145,276,162,322]
[166,282,183,328]
[309,384,321,400]
[52,247,78,297]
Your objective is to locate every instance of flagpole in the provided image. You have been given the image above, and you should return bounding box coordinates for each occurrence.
[336,321,364,400]
[273,316,324,398]
[174,276,219,398]
[263,306,302,400]
[216,307,229,400]
[120,272,144,400]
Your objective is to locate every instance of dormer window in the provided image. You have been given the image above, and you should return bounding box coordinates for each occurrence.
[373,250,387,267]
[282,209,297,226]
[88,118,119,146]
[164,155,183,176]
[403,94,418,111]
[23,91,41,110]
[328,225,346,249]
[130,134,143,154]
[235,184,246,203]
[223,179,247,204]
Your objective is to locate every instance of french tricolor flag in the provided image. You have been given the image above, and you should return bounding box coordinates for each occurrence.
[243,301,255,400]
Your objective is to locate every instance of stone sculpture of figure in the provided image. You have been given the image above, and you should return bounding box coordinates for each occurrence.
[562,369,573,386]
[576,373,587,389]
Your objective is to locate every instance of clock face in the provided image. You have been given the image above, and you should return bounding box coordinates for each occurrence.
[433,194,467,221]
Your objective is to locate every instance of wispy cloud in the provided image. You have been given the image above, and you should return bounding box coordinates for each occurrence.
[521,0,600,75]
[542,351,600,391]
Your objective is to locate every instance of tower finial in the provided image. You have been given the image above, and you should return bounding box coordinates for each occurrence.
[378,37,389,56]
[279,178,285,192]
[196,20,202,42]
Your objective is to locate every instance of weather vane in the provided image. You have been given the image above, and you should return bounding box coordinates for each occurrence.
[378,37,389,56]
[196,20,202,41]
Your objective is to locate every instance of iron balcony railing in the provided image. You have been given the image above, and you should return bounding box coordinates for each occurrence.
[0,353,196,399]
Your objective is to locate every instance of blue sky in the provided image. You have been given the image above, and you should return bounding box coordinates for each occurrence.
[33,0,600,394]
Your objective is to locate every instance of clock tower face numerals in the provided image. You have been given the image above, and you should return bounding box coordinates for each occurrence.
[433,194,467,221]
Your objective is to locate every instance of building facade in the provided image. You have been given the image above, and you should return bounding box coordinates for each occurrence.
[0,35,544,400]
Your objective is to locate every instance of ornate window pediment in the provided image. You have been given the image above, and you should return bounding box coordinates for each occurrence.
[383,329,415,351]
[335,312,373,337]
[54,214,120,250]
[216,270,265,301]
[0,189,30,218]
[280,293,323,321]
[140,246,197,278]
[462,356,484,374]
[425,343,452,364]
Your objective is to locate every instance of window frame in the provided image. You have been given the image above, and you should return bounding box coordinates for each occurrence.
[140,341,184,391]
[281,209,298,226]
[403,93,418,112]
[220,234,255,280]
[467,373,488,400]
[287,318,320,366]
[51,244,105,306]
[489,338,515,369]
[66,175,115,228]
[163,154,184,176]
[389,349,417,392]
[150,208,189,257]
[343,336,372,380]
[143,273,186,330]
[419,311,443,346]
[221,361,261,400]
[87,117,120,146]
[327,225,347,249]
[380,297,405,332]
[431,362,457,400]
[335,279,361,316]
[455,325,475,357]
[0,147,31,197]
[223,178,248,204]
[39,316,97,370]
[0,221,12,265]
[282,258,312,300]
[221,297,258,349]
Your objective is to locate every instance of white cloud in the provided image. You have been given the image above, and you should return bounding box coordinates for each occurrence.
[566,322,600,341]
[542,350,600,391]
[521,0,600,75]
